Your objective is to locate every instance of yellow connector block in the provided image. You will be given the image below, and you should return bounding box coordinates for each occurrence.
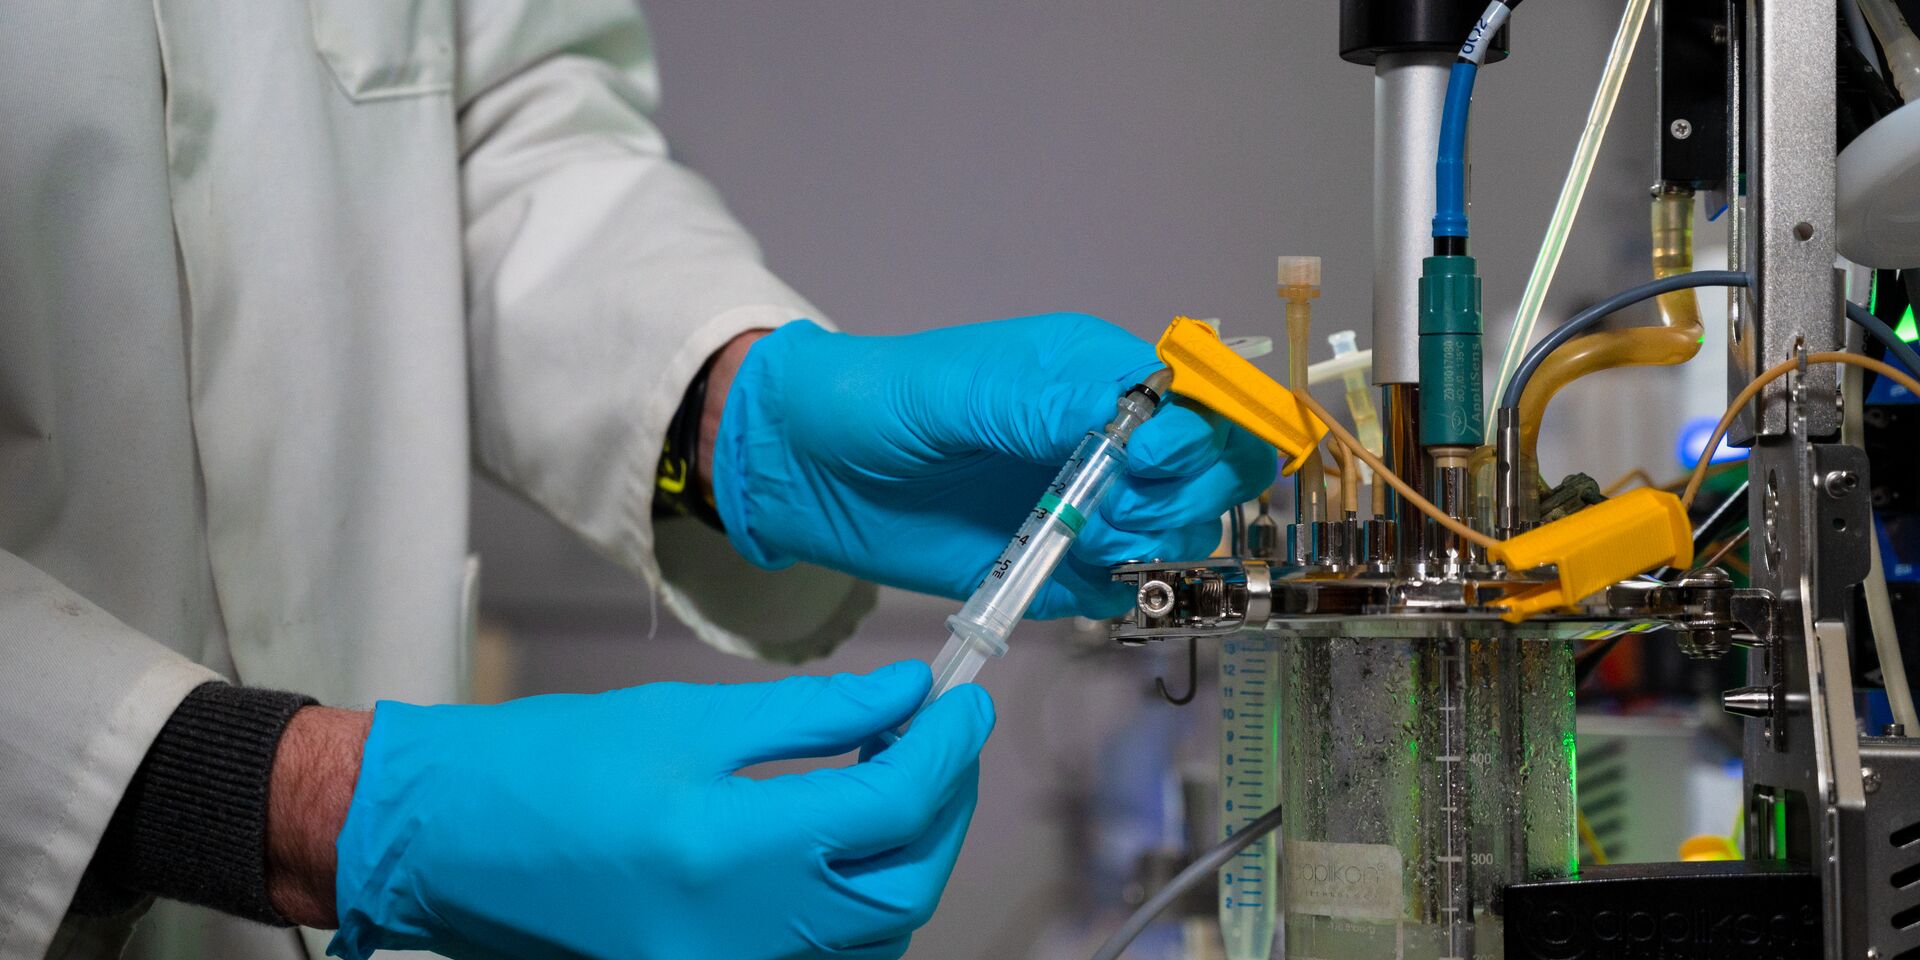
[1155,317,1329,475]
[1489,487,1695,622]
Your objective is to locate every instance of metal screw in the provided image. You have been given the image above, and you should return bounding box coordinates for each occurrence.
[1679,567,1733,587]
[1865,767,1883,794]
[1824,470,1860,499]
[1670,118,1694,139]
[1137,580,1176,618]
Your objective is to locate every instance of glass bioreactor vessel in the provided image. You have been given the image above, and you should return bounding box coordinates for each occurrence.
[1276,623,1575,960]
[1111,257,1693,957]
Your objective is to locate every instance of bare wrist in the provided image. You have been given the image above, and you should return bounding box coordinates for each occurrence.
[698,330,770,497]
[267,706,372,927]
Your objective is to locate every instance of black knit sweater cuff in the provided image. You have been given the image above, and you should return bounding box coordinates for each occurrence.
[71,682,316,925]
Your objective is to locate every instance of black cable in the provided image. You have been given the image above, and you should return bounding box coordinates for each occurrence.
[1090,804,1285,960]
[1650,478,1751,581]
[1692,478,1751,549]
[1501,272,1751,409]
[1848,300,1920,376]
[1501,272,1920,408]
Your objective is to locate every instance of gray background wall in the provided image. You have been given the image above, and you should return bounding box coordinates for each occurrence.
[472,2,1722,956]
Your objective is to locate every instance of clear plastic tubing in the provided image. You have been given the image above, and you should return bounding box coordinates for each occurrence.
[1484,0,1654,438]
[906,371,1172,725]
[1218,634,1280,960]
[1327,330,1384,468]
[1858,0,1920,101]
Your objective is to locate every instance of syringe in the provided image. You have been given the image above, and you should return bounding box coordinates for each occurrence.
[907,368,1175,723]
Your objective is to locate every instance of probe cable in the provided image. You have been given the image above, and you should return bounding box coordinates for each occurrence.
[1500,272,1749,409]
[1846,299,1920,376]
[1088,804,1284,960]
[1650,479,1752,579]
[1433,0,1518,249]
[1680,353,1920,509]
[1699,527,1751,571]
[1294,391,1500,550]
[1500,271,1920,411]
[1689,478,1751,550]
[1298,351,1920,557]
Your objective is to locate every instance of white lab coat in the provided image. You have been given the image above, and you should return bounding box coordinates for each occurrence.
[0,1,874,957]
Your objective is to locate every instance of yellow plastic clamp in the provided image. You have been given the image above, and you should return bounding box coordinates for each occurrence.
[1155,317,1329,475]
[1488,487,1695,622]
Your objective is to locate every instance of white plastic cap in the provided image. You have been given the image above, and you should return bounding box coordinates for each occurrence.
[1277,255,1322,288]
[1327,329,1359,356]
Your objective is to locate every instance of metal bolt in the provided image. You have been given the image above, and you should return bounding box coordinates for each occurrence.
[1888,723,1908,737]
[1677,625,1735,660]
[1137,580,1175,618]
[1679,567,1733,587]
[1824,470,1860,499]
[1670,118,1694,139]
[1865,767,1883,795]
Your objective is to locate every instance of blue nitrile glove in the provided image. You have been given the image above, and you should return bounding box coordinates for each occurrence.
[714,313,1277,618]
[329,661,992,960]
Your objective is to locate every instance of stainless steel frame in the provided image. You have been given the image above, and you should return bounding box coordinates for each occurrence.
[1729,0,1840,441]
[1716,2,1918,956]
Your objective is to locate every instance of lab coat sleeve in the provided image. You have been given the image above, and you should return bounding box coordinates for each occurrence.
[0,552,219,956]
[455,1,875,662]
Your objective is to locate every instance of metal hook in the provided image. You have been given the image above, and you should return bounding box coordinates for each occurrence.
[1155,636,1198,705]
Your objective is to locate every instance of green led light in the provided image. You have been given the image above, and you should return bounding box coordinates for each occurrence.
[1773,800,1789,862]
[1898,305,1918,344]
[1566,727,1580,876]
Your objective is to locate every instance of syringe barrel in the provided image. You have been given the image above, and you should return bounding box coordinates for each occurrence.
[947,430,1125,644]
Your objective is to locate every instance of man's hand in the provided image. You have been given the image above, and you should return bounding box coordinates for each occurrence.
[327,662,990,960]
[710,313,1276,618]
[266,706,371,927]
